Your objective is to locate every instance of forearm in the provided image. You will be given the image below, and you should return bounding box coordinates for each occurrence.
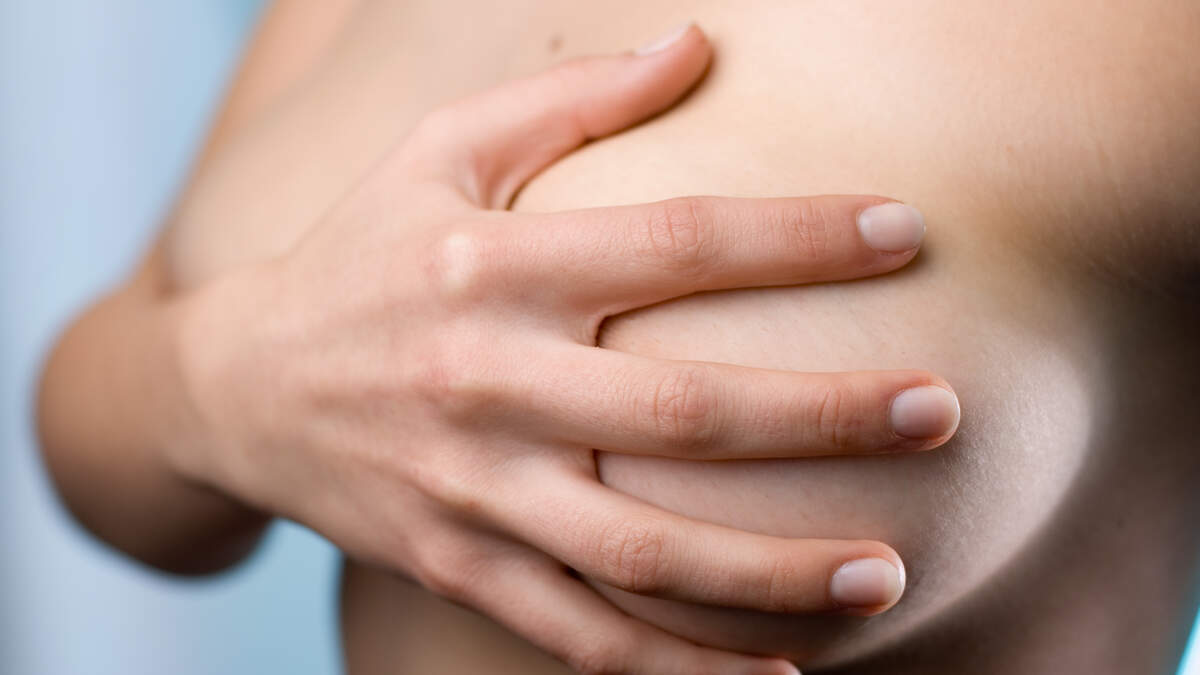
[36,253,269,575]
[32,1,363,577]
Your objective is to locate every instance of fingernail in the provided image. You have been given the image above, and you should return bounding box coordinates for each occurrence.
[771,663,803,675]
[889,386,961,439]
[635,22,693,55]
[830,558,905,608]
[856,202,926,252]
[752,661,802,675]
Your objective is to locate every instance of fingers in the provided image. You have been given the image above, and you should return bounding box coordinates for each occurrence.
[399,24,711,208]
[493,467,907,616]
[465,550,801,675]
[519,344,960,459]
[516,195,927,317]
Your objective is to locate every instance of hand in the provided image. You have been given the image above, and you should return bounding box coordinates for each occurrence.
[175,25,958,675]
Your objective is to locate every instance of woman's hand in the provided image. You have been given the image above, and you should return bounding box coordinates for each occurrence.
[174,25,958,675]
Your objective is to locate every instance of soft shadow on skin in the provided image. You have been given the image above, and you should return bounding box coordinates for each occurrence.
[595,236,938,335]
[509,29,720,212]
[823,297,1200,675]
[591,235,1100,668]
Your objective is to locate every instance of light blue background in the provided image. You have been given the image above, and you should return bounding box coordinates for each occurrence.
[1,2,338,674]
[0,2,1196,674]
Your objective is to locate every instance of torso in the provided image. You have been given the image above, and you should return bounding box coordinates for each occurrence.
[168,1,1200,672]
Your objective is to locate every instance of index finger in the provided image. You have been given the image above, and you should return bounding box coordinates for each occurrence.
[518,195,927,318]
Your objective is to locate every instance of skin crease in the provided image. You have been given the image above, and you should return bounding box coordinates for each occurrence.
[154,0,1200,674]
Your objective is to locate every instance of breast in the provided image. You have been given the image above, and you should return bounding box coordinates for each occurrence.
[169,0,1197,666]
[589,288,1096,664]
[506,0,1171,665]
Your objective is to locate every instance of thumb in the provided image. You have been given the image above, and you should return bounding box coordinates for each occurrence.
[401,23,711,208]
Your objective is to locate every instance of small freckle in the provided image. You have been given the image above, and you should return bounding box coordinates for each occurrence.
[548,34,563,53]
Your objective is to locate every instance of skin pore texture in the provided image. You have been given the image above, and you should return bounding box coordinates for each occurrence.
[166,1,1200,673]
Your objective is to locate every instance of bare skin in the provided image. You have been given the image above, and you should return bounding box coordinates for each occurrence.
[38,1,1200,674]
[37,11,961,675]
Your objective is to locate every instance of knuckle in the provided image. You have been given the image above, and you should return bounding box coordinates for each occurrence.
[812,384,859,450]
[597,519,669,594]
[643,197,715,274]
[413,338,504,424]
[409,105,461,149]
[400,104,487,202]
[642,366,719,452]
[763,556,798,612]
[420,564,467,602]
[424,228,502,304]
[785,198,837,261]
[408,456,487,516]
[415,539,480,602]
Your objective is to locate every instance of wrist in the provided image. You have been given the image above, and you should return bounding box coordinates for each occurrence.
[167,265,271,504]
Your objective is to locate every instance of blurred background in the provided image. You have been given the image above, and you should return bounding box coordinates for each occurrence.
[0,2,339,674]
[0,1,1196,674]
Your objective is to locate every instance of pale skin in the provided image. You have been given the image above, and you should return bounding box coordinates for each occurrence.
[37,20,960,675]
[37,1,1200,674]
